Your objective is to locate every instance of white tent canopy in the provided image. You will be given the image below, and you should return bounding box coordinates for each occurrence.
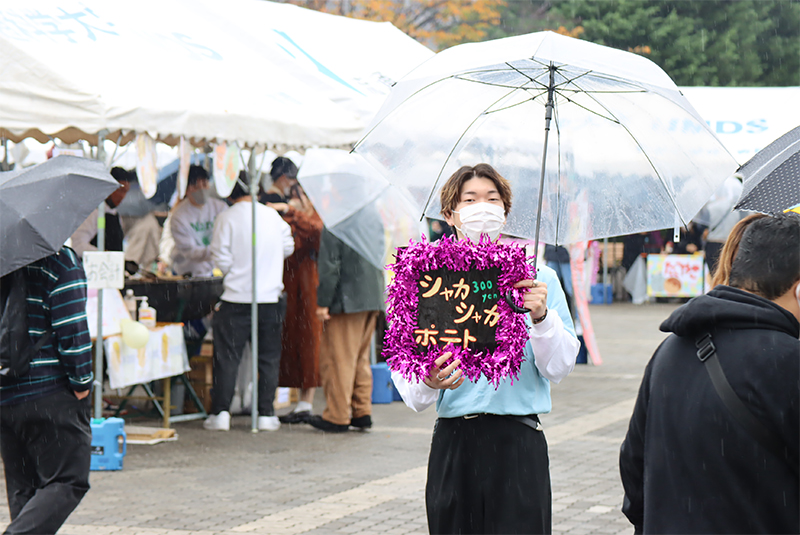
[0,0,432,148]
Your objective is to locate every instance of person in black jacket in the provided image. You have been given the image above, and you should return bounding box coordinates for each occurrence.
[619,213,800,534]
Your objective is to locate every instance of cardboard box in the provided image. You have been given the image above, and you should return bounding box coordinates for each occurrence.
[186,355,213,413]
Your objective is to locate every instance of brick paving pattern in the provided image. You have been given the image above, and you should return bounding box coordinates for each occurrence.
[0,303,678,534]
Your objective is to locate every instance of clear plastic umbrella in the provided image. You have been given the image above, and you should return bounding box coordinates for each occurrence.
[297,148,420,270]
[354,31,738,271]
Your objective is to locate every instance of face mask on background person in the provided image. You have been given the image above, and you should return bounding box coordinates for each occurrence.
[189,188,208,206]
[454,202,506,241]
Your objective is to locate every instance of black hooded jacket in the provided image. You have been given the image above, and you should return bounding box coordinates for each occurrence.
[620,286,799,534]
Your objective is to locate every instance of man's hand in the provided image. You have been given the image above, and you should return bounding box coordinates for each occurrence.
[513,279,548,323]
[74,390,90,400]
[422,353,465,391]
[316,307,331,322]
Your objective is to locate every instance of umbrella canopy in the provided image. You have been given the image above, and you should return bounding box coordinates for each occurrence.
[733,125,800,214]
[354,31,738,246]
[0,156,119,277]
[297,149,420,269]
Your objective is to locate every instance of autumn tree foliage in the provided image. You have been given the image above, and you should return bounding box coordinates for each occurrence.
[276,0,505,50]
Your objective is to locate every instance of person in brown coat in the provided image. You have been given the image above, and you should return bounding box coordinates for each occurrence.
[264,174,324,423]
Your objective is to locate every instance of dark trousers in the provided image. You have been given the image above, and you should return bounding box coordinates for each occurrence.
[0,387,91,535]
[426,414,551,534]
[211,300,285,416]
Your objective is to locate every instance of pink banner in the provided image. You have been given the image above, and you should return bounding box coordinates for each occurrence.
[569,242,602,365]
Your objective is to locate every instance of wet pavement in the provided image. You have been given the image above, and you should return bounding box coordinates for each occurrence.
[0,302,678,535]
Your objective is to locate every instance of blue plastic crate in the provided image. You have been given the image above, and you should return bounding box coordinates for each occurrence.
[371,363,394,404]
[590,283,613,304]
[90,417,126,471]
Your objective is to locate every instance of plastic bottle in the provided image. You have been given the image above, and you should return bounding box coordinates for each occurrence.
[138,297,157,328]
[124,289,137,320]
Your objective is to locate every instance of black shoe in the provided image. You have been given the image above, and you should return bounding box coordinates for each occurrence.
[308,415,349,433]
[349,415,372,430]
[278,410,311,424]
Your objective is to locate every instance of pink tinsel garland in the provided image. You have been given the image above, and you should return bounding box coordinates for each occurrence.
[383,234,534,387]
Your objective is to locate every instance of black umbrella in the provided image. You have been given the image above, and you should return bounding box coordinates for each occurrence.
[0,155,119,276]
[734,125,800,214]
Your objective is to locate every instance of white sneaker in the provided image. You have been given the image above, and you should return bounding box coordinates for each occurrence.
[257,416,281,431]
[203,411,231,431]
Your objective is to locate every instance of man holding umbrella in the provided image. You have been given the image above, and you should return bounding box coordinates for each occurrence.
[392,164,580,534]
[0,157,118,535]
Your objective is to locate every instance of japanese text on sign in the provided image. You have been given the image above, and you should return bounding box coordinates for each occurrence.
[415,268,500,353]
[646,253,705,297]
[83,251,125,290]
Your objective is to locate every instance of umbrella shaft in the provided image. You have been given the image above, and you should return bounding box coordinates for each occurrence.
[532,69,556,280]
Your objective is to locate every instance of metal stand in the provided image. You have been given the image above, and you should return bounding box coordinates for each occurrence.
[113,374,208,427]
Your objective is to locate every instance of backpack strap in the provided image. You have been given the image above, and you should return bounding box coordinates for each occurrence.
[696,333,798,472]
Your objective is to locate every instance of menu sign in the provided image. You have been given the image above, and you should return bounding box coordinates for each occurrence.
[415,267,500,353]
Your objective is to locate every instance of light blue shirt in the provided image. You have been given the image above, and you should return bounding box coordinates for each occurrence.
[435,264,577,417]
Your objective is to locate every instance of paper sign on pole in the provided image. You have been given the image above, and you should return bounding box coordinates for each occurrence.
[136,132,158,199]
[178,136,191,200]
[213,142,241,198]
[83,251,125,289]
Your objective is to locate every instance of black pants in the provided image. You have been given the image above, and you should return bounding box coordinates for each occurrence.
[426,414,551,535]
[0,387,91,535]
[211,300,285,416]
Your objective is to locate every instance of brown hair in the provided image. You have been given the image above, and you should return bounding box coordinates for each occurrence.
[710,213,767,287]
[439,163,512,219]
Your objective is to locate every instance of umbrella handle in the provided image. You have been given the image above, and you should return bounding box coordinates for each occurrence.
[504,291,530,314]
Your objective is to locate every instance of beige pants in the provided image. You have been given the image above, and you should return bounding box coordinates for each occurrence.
[319,311,378,425]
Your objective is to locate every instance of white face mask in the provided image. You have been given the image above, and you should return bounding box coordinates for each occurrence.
[453,202,506,242]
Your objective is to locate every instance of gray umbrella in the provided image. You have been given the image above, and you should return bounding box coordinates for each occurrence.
[0,155,119,277]
[734,125,800,214]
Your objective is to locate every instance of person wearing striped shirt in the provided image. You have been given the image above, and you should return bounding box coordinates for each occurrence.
[0,246,94,535]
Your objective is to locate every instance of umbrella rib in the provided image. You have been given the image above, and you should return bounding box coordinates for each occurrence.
[353,75,463,151]
[506,62,538,85]
[419,85,525,218]
[453,77,541,91]
[554,94,562,245]
[483,97,538,115]
[555,91,620,124]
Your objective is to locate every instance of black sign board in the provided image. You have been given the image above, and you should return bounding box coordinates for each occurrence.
[415,267,500,353]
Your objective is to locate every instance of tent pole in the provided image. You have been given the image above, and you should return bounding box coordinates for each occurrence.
[93,130,108,419]
[249,149,259,433]
[532,63,556,279]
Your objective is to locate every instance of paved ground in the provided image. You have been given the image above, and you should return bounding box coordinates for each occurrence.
[0,302,679,535]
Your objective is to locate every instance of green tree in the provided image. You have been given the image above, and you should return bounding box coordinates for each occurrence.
[548,0,799,86]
